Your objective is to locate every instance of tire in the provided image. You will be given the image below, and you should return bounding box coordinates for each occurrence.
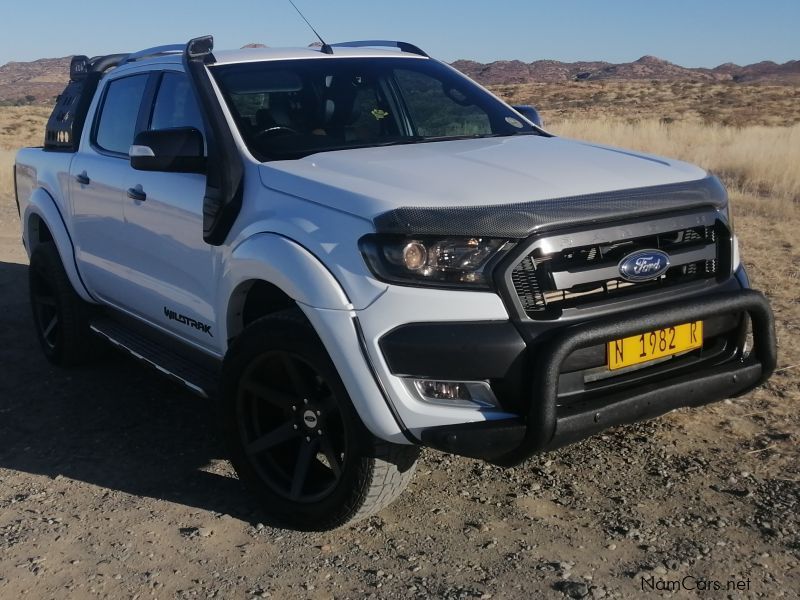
[222,308,419,530]
[28,242,95,366]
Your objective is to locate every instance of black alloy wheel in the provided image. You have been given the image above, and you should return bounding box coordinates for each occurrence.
[223,309,419,530]
[28,242,95,366]
[30,258,60,351]
[237,351,347,502]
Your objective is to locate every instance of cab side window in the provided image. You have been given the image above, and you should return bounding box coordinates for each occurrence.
[150,72,205,134]
[94,74,149,155]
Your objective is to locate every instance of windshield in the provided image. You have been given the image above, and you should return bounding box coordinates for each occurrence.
[211,57,539,160]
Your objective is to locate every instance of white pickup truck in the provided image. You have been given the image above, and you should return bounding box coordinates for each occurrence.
[14,37,776,530]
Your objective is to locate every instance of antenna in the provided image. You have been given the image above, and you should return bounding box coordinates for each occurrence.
[287,0,333,54]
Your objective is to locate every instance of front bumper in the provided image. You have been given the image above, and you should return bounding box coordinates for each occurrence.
[381,288,776,465]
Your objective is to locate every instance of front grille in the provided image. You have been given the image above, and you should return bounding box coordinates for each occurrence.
[511,219,728,318]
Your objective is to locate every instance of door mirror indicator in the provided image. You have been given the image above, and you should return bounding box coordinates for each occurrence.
[129,145,155,157]
[511,105,544,128]
[130,127,206,173]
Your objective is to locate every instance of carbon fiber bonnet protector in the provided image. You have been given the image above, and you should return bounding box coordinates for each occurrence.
[372,175,727,238]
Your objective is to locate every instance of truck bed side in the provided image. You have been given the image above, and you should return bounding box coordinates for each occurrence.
[15,147,74,237]
[14,147,92,301]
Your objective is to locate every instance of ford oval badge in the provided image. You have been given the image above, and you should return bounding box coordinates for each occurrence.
[618,249,670,282]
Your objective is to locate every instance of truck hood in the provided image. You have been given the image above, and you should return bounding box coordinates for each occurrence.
[259,135,719,236]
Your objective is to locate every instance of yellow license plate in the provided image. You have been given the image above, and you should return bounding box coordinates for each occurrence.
[608,321,703,371]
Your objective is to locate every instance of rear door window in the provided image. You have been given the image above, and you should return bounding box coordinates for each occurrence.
[94,74,149,155]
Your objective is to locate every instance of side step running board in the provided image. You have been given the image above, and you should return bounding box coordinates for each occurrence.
[89,316,220,398]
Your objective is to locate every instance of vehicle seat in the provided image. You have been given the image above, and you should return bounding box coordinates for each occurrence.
[269,94,295,129]
[320,79,362,140]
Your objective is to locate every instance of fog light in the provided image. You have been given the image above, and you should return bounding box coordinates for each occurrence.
[407,379,498,408]
[416,380,469,401]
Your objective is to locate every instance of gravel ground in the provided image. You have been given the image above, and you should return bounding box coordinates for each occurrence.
[0,194,797,599]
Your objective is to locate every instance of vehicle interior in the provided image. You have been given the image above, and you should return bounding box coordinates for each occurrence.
[211,57,539,160]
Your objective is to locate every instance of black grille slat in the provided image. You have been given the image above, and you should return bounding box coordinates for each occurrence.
[511,223,724,318]
[511,256,546,311]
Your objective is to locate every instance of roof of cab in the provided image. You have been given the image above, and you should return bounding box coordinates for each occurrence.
[95,42,431,79]
[212,46,428,65]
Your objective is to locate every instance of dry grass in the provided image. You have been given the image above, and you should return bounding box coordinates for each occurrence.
[0,106,49,150]
[493,80,800,127]
[550,119,800,204]
[0,149,16,206]
[0,108,48,205]
[0,106,51,206]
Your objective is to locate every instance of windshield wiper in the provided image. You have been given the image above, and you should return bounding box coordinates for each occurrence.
[419,131,540,142]
[263,137,429,160]
[369,136,427,147]
[261,131,540,161]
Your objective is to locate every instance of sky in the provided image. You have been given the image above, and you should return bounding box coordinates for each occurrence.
[1,0,798,67]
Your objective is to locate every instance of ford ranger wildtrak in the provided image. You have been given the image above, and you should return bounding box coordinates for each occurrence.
[14,37,776,529]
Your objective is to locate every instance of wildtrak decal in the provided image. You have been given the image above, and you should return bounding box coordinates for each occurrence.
[164,307,213,337]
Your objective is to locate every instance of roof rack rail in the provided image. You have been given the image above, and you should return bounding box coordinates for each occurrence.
[68,45,185,81]
[330,40,429,57]
[123,44,185,64]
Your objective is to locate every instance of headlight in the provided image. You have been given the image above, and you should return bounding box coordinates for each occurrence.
[359,235,514,288]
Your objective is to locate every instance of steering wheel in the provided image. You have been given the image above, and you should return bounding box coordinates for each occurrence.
[256,126,298,139]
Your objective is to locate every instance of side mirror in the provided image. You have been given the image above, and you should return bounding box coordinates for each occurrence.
[130,127,206,173]
[512,105,544,128]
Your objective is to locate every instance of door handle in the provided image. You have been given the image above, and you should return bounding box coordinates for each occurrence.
[126,187,147,202]
[75,172,90,185]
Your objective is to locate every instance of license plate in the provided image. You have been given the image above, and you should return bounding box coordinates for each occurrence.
[608,321,703,371]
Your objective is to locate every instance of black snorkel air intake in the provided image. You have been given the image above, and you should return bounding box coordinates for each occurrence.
[183,36,245,246]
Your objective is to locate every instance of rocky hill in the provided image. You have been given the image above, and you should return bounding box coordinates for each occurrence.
[452,55,800,86]
[0,56,71,105]
[1,53,798,106]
